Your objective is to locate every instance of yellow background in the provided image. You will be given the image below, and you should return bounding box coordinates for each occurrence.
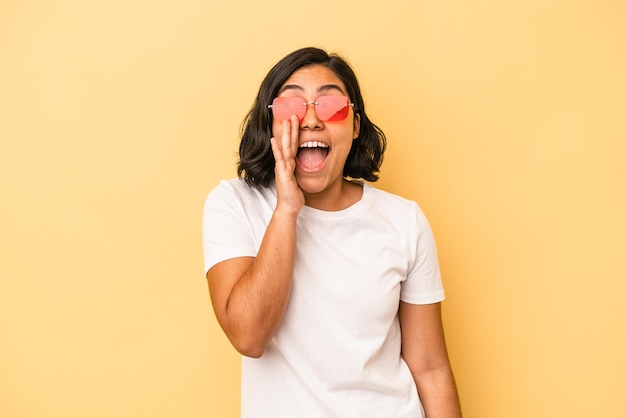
[1,0,624,417]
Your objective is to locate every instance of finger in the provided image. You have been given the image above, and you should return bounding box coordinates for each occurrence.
[289,115,299,156]
[280,119,292,159]
[270,137,283,164]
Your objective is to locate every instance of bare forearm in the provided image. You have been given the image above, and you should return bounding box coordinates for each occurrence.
[415,365,462,418]
[398,303,462,418]
[224,209,297,356]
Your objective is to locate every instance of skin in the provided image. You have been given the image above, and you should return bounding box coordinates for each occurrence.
[207,64,462,417]
[400,302,463,417]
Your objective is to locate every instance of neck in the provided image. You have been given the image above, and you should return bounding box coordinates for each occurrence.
[303,179,363,211]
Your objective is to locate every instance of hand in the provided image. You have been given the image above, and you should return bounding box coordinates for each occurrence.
[270,115,305,216]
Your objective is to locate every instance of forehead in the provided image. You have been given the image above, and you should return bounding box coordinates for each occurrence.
[278,65,347,95]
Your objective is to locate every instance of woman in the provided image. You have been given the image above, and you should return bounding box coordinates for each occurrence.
[203,47,462,417]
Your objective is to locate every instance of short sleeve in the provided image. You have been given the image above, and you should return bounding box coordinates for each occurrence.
[400,203,445,304]
[202,180,258,274]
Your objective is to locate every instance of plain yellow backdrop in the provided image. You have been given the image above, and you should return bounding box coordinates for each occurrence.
[1,0,624,417]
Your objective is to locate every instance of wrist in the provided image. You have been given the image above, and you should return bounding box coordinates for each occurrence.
[273,205,301,221]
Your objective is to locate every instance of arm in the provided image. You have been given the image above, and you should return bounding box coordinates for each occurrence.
[207,116,304,358]
[399,301,462,418]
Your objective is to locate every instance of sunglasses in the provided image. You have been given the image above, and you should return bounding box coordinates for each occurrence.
[268,96,354,122]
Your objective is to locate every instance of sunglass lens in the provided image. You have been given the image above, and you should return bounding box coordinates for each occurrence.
[271,97,305,121]
[317,96,350,121]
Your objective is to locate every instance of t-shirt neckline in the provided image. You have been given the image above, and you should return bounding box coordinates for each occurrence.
[298,182,372,222]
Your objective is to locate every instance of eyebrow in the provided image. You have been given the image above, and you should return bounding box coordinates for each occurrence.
[278,83,347,95]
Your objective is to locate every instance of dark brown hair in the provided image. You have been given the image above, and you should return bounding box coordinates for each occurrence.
[237,47,386,187]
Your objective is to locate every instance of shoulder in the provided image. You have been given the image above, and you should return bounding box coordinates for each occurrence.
[206,178,274,203]
[207,178,251,198]
[364,184,433,231]
[204,178,277,219]
[365,184,421,214]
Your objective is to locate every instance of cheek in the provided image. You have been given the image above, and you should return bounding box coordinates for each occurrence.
[272,121,282,139]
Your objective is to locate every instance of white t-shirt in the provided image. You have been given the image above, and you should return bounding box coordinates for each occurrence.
[203,179,445,418]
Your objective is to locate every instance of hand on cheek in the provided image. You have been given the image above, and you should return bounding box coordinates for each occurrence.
[270,116,304,215]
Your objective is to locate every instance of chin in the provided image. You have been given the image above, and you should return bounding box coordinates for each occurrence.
[295,176,327,195]
[296,181,324,195]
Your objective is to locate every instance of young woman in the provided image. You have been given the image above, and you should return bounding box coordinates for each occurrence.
[203,47,462,417]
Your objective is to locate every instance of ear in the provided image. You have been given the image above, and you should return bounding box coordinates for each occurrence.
[352,113,361,140]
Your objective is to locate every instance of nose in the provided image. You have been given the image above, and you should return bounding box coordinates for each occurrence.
[300,102,322,129]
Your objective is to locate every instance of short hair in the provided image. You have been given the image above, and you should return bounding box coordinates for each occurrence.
[237,47,387,188]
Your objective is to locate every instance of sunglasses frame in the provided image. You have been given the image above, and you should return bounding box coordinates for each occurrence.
[268,96,355,122]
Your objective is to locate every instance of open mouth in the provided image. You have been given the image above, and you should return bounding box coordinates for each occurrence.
[296,141,329,171]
